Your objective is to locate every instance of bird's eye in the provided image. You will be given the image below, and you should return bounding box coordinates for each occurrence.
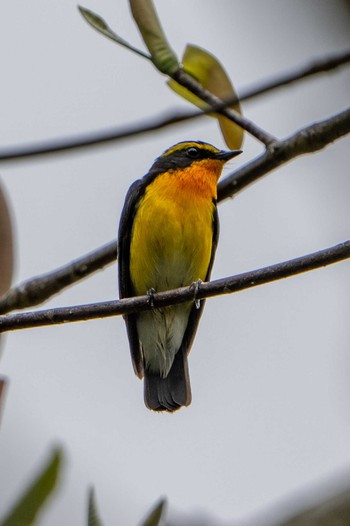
[187,147,200,158]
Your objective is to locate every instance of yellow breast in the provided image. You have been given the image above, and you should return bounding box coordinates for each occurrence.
[129,159,220,295]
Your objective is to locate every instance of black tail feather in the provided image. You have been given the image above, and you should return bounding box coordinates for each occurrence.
[144,349,192,412]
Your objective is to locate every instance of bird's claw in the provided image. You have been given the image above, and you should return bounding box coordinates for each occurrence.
[191,279,202,309]
[147,288,156,308]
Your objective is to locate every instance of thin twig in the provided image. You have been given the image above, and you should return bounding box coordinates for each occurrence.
[0,110,197,163]
[171,68,277,146]
[0,241,349,333]
[0,107,349,315]
[0,241,117,315]
[240,48,350,102]
[0,50,349,162]
[218,106,350,200]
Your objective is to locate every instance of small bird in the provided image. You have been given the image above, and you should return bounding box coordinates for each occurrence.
[118,141,241,412]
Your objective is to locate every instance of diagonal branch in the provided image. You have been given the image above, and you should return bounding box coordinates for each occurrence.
[0,50,349,163]
[170,68,276,146]
[218,106,350,200]
[0,241,117,315]
[0,241,349,333]
[0,106,349,316]
[240,48,350,102]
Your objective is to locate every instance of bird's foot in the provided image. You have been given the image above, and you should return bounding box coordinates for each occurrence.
[147,288,156,308]
[190,279,202,309]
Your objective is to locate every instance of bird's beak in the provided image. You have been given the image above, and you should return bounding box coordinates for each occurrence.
[216,149,242,161]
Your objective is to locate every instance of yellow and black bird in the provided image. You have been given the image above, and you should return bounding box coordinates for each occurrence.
[118,141,241,412]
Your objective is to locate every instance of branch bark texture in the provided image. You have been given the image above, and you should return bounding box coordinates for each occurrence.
[218,106,350,200]
[0,241,117,315]
[0,50,348,162]
[0,241,349,333]
[0,105,349,316]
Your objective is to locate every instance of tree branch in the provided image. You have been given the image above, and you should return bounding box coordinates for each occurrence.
[0,106,349,315]
[0,241,117,315]
[241,48,350,102]
[170,68,276,146]
[0,50,349,162]
[0,241,349,333]
[218,106,350,200]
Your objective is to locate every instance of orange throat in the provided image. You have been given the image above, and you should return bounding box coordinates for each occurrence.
[168,158,224,200]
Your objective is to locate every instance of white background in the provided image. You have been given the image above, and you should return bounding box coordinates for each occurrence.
[0,1,350,524]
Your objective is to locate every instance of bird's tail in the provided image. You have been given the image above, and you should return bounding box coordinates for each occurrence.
[144,349,192,412]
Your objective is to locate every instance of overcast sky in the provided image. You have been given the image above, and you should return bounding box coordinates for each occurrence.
[1,1,350,525]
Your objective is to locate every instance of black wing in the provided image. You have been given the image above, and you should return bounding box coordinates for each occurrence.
[179,202,219,356]
[118,179,146,378]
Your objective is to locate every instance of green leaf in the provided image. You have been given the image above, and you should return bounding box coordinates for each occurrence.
[78,6,151,61]
[130,0,179,74]
[87,488,104,526]
[0,448,63,526]
[78,2,179,75]
[141,498,167,526]
[168,45,244,150]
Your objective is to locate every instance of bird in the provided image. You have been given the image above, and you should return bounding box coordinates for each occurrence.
[118,140,241,412]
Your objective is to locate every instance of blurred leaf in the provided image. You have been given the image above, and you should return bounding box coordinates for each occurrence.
[168,44,244,150]
[130,0,179,74]
[141,498,167,526]
[78,6,151,60]
[0,448,63,526]
[0,182,14,298]
[0,376,7,424]
[277,487,350,525]
[87,488,104,526]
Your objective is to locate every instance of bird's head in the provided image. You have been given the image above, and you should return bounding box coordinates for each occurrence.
[150,141,242,175]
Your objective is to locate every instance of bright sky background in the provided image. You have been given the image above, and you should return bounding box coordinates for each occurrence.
[0,1,350,525]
